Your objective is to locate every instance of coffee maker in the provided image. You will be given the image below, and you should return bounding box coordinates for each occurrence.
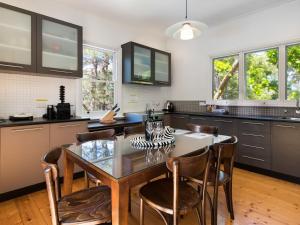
[56,86,71,120]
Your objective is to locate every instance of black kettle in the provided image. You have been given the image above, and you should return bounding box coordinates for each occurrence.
[166,101,175,112]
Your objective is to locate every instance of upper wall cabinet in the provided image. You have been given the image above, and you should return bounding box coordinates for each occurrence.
[122,42,171,86]
[0,3,83,78]
[0,3,36,72]
[37,15,82,77]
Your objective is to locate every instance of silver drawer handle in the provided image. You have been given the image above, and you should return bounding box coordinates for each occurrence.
[191,117,206,120]
[13,127,43,132]
[242,144,264,150]
[242,121,264,126]
[174,116,186,119]
[0,63,24,68]
[50,69,73,74]
[59,124,81,128]
[242,133,264,138]
[131,81,153,85]
[242,155,265,162]
[214,119,232,123]
[275,125,296,129]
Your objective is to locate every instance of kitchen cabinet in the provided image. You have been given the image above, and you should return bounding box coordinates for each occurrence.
[122,42,171,86]
[0,124,50,193]
[271,122,300,177]
[0,3,82,78]
[169,114,189,129]
[37,15,83,77]
[237,120,271,169]
[50,121,88,174]
[0,3,36,72]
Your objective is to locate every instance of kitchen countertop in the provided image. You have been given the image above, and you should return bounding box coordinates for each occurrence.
[0,117,90,128]
[88,119,143,131]
[167,111,300,123]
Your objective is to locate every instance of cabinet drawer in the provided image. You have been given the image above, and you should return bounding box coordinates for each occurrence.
[238,120,270,134]
[239,143,270,160]
[239,132,269,148]
[239,154,271,169]
[170,115,189,129]
[189,116,214,126]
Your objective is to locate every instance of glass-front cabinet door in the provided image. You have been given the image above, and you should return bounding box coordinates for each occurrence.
[154,51,171,85]
[133,45,153,84]
[37,15,82,77]
[0,3,36,72]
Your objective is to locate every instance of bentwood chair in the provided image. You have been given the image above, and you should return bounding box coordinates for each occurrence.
[189,136,238,225]
[124,124,145,138]
[187,123,219,136]
[41,148,111,225]
[139,147,211,225]
[76,129,116,188]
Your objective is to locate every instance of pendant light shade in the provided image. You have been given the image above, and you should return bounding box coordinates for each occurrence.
[165,0,207,40]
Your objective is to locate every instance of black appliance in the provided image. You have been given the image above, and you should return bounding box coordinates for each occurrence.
[165,101,175,112]
[56,86,71,120]
[43,105,56,120]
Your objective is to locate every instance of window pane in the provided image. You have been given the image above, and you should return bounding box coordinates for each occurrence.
[286,44,300,100]
[82,46,115,112]
[213,55,239,100]
[83,46,114,81]
[245,48,279,100]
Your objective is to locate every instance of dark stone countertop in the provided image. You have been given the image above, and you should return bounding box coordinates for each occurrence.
[88,119,143,131]
[0,117,90,128]
[166,111,300,123]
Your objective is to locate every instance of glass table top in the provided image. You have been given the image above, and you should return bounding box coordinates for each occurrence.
[66,132,231,180]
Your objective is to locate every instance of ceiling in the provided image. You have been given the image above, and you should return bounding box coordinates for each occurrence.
[56,0,295,30]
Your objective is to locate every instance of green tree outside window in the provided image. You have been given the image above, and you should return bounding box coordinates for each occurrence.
[286,44,300,100]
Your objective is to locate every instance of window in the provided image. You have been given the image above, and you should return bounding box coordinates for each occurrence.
[82,45,116,113]
[213,55,239,100]
[245,48,279,100]
[286,44,300,100]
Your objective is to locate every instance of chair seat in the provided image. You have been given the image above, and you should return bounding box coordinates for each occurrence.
[139,178,201,215]
[189,168,230,186]
[58,186,111,225]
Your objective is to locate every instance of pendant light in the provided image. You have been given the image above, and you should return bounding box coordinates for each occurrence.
[165,0,207,40]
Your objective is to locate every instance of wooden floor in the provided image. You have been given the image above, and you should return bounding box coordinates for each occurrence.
[0,168,299,225]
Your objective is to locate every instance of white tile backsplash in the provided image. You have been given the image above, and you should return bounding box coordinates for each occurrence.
[0,73,77,118]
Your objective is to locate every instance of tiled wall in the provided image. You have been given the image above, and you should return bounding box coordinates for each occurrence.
[0,73,77,118]
[170,100,300,118]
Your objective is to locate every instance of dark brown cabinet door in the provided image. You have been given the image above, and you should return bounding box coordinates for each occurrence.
[36,15,82,77]
[0,3,36,73]
[169,115,189,129]
[271,122,300,177]
[154,50,171,86]
[211,118,237,136]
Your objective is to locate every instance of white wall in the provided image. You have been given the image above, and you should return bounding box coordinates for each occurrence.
[166,0,300,106]
[0,0,170,118]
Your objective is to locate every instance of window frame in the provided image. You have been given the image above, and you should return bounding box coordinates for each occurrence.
[211,41,300,106]
[78,44,118,118]
[212,54,239,100]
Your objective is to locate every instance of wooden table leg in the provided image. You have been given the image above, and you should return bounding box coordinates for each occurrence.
[111,181,129,225]
[63,151,74,195]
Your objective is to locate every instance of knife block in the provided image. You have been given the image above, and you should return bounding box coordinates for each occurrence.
[100,110,117,124]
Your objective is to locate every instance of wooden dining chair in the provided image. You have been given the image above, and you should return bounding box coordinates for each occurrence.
[186,123,218,136]
[124,124,145,138]
[139,147,211,225]
[41,148,111,225]
[188,136,238,225]
[76,129,116,188]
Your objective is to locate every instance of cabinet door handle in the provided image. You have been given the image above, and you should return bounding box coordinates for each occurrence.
[0,63,24,69]
[274,125,296,129]
[59,124,82,128]
[174,116,186,119]
[13,127,43,132]
[242,121,264,126]
[131,81,153,85]
[190,117,206,120]
[242,155,265,162]
[242,144,264,150]
[50,69,73,74]
[242,133,264,138]
[214,119,232,123]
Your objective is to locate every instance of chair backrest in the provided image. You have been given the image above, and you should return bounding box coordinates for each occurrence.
[76,129,115,143]
[214,136,238,178]
[124,124,145,138]
[186,123,218,135]
[166,148,211,223]
[41,148,62,225]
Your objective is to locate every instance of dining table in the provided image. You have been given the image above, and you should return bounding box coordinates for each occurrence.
[63,129,231,225]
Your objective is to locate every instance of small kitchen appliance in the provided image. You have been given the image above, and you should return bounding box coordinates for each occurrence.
[56,86,71,120]
[165,101,175,112]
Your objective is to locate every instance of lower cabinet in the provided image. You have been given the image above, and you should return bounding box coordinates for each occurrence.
[0,121,88,194]
[271,122,300,177]
[0,124,50,193]
[169,114,189,129]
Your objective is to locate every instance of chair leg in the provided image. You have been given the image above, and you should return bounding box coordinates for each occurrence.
[212,186,219,225]
[128,189,131,213]
[224,181,234,220]
[84,171,89,188]
[195,207,204,225]
[140,198,144,225]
